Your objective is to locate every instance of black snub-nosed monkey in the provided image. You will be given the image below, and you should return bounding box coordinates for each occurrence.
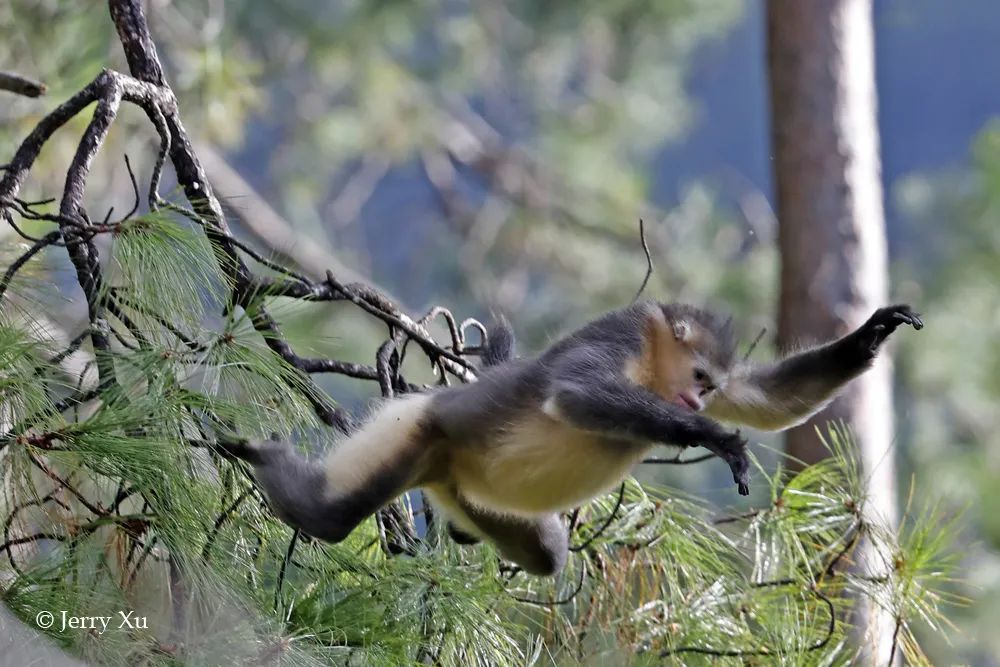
[219,301,922,576]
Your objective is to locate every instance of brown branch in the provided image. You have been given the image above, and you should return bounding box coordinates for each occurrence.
[27,453,107,516]
[0,230,63,301]
[0,532,66,557]
[1,0,482,590]
[104,0,369,430]
[0,71,47,98]
[0,80,103,201]
[201,488,254,561]
[325,271,477,380]
[570,483,627,552]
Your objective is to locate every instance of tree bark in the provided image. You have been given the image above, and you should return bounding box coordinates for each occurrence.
[766,0,896,662]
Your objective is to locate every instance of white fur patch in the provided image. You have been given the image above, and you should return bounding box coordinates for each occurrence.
[672,320,690,342]
[323,393,432,496]
[540,397,562,420]
[451,411,646,517]
[704,373,833,431]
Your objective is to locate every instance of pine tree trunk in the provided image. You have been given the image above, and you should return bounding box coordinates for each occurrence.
[766,0,897,662]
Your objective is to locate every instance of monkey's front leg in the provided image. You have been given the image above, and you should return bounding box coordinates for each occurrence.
[546,381,751,495]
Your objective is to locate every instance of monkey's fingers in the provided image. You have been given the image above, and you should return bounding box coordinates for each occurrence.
[876,304,923,330]
[891,309,924,330]
[861,301,924,352]
[727,453,751,496]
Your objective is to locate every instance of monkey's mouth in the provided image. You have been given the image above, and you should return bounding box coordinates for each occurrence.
[674,391,704,412]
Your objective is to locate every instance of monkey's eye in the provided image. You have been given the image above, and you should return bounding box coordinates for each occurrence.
[694,368,715,395]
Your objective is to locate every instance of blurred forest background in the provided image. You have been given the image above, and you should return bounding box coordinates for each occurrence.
[2,0,999,664]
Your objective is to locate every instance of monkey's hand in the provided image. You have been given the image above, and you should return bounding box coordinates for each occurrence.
[721,431,751,496]
[700,430,751,496]
[855,304,923,357]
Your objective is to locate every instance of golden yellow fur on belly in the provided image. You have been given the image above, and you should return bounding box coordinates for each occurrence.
[450,412,645,517]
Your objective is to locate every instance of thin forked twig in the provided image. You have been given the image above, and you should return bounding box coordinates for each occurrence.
[506,561,588,606]
[0,71,47,98]
[631,218,654,303]
[660,583,837,658]
[570,482,627,552]
[743,326,768,362]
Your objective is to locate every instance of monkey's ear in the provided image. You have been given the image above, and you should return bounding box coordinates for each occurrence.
[671,320,691,342]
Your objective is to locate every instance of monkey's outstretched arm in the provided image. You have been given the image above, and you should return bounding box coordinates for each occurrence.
[705,304,923,431]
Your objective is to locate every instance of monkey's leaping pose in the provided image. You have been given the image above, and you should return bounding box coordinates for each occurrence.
[221,302,922,576]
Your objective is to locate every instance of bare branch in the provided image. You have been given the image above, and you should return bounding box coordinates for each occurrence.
[631,218,654,303]
[0,71,47,98]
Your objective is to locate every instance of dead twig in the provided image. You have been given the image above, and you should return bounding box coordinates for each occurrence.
[0,71,47,98]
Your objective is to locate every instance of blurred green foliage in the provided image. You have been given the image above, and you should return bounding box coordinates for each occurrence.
[892,121,1000,663]
[2,0,770,333]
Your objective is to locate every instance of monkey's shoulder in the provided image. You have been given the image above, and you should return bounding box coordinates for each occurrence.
[540,302,654,360]
[425,303,668,440]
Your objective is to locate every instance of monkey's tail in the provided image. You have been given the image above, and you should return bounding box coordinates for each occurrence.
[481,317,515,367]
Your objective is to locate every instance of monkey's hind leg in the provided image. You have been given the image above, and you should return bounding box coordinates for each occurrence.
[248,394,435,543]
[431,488,568,576]
[447,522,481,545]
[476,508,567,577]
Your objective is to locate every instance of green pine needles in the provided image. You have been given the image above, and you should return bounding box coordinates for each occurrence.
[0,317,963,666]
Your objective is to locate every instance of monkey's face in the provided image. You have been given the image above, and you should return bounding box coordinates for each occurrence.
[663,321,728,413]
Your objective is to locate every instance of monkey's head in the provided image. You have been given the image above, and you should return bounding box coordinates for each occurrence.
[656,304,737,413]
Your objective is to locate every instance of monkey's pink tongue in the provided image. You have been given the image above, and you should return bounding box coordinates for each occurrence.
[674,392,702,412]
